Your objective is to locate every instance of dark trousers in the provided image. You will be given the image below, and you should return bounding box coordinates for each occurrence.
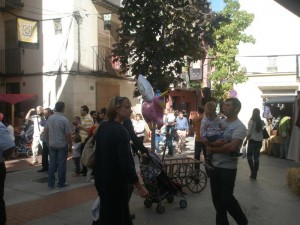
[96,185,132,225]
[247,140,262,179]
[137,136,144,144]
[80,142,88,174]
[210,167,248,225]
[73,157,81,174]
[0,162,6,225]
[42,141,49,170]
[194,141,207,170]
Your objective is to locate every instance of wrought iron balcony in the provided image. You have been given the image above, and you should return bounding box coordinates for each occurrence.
[0,0,24,10]
[0,48,22,75]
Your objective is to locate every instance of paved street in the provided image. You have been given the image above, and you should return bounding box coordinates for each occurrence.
[4,137,300,225]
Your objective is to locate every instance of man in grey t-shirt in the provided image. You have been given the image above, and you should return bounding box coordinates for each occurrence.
[206,98,248,225]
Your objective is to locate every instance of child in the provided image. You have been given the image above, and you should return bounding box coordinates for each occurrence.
[200,102,242,169]
[72,134,82,177]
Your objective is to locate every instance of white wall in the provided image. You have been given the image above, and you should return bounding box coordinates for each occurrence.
[239,0,300,56]
[235,0,300,124]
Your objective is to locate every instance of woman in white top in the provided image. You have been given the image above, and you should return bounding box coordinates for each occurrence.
[243,108,263,180]
[132,114,146,143]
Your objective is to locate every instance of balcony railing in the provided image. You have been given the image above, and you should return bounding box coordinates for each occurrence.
[0,0,24,9]
[0,48,22,75]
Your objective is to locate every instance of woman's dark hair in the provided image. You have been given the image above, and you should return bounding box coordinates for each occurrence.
[251,108,263,132]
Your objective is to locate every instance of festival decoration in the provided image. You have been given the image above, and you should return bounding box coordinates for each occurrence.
[138,75,165,128]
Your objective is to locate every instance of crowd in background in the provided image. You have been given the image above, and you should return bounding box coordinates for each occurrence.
[0,95,294,225]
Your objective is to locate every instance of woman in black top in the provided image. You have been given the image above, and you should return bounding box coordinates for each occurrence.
[94,96,148,225]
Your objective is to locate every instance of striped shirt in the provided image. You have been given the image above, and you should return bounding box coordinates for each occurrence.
[45,112,72,148]
[80,114,94,143]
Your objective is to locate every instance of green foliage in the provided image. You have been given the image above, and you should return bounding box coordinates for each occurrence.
[113,0,211,96]
[208,0,255,100]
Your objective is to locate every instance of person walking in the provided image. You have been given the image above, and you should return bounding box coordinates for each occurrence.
[93,96,149,225]
[25,106,44,165]
[206,98,248,225]
[38,108,53,172]
[243,108,263,180]
[278,115,291,159]
[78,105,94,176]
[192,106,206,170]
[44,102,72,188]
[175,111,189,154]
[0,116,15,225]
[132,113,146,143]
[164,109,176,157]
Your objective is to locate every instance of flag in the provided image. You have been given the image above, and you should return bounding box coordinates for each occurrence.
[17,17,39,49]
[104,14,111,30]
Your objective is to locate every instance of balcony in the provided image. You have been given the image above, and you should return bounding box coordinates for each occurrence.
[0,0,24,10]
[92,45,121,76]
[0,48,22,75]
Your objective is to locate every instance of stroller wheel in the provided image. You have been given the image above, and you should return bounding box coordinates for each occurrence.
[27,150,33,157]
[179,199,187,208]
[156,204,165,214]
[185,169,207,193]
[13,148,19,158]
[166,195,174,203]
[144,199,152,208]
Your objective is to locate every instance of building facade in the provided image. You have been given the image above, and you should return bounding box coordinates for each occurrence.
[234,0,300,125]
[0,0,139,120]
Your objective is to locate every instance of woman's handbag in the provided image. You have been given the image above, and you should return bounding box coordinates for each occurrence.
[81,137,96,168]
[262,128,270,139]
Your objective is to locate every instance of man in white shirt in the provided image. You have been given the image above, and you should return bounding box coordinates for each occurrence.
[25,106,44,165]
[164,109,176,156]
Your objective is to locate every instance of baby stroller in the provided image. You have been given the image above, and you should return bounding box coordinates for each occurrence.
[14,124,33,157]
[138,151,187,214]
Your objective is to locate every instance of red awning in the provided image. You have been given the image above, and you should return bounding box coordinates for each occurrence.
[0,94,37,104]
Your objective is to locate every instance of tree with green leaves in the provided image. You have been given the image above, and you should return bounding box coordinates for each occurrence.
[113,0,211,95]
[208,0,255,100]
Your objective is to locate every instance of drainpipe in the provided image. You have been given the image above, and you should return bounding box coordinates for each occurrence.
[73,11,82,72]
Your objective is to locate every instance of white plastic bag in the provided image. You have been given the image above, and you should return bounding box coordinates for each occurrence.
[91,196,100,221]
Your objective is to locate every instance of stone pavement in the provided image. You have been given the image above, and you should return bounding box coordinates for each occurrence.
[4,137,300,225]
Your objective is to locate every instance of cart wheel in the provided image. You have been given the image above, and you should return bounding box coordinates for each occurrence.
[179,199,187,208]
[156,204,165,214]
[144,199,152,208]
[185,169,207,193]
[166,195,174,203]
[27,150,33,157]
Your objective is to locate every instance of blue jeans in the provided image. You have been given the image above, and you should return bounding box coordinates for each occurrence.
[48,146,68,187]
[155,136,160,153]
[246,140,262,165]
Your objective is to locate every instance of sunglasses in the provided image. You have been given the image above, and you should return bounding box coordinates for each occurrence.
[114,96,126,107]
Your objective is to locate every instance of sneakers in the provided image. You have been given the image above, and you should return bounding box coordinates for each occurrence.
[57,183,70,188]
[72,173,80,177]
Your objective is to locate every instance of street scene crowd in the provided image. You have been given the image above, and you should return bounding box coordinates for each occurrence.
[1,95,289,225]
